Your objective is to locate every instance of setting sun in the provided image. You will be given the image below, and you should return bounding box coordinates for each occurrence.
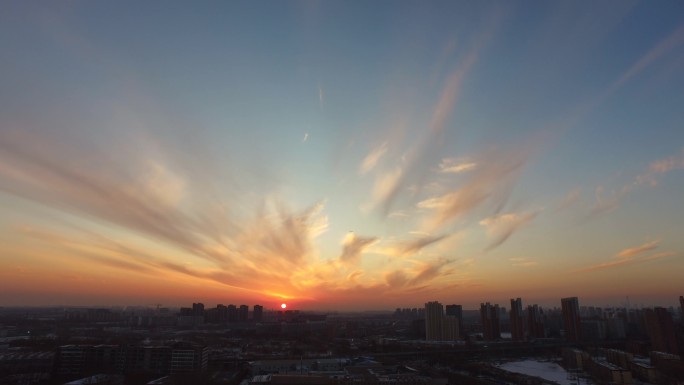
[281,303,287,309]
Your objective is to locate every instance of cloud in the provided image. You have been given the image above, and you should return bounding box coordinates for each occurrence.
[615,240,659,258]
[571,258,634,274]
[611,24,684,91]
[399,234,449,256]
[370,167,403,206]
[508,257,538,267]
[586,185,623,219]
[634,148,684,187]
[420,143,538,229]
[439,158,477,174]
[408,258,454,286]
[385,270,409,288]
[375,234,450,258]
[364,14,504,216]
[583,148,684,222]
[641,251,677,261]
[359,142,388,175]
[557,188,582,211]
[480,211,539,251]
[339,232,378,266]
[572,239,677,274]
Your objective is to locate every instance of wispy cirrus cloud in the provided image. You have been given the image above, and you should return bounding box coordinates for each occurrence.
[615,240,660,258]
[610,24,684,92]
[634,148,684,187]
[359,142,388,175]
[363,11,505,216]
[419,142,539,230]
[439,157,477,174]
[374,233,450,258]
[557,188,582,211]
[480,211,539,251]
[339,232,378,266]
[585,148,684,221]
[509,257,538,267]
[572,239,676,274]
[572,251,677,274]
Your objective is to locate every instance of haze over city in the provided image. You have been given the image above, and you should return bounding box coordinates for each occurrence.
[1,1,683,310]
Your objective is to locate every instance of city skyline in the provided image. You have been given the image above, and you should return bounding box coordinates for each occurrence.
[1,1,684,310]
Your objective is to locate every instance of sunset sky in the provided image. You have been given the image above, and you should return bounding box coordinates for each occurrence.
[1,1,683,311]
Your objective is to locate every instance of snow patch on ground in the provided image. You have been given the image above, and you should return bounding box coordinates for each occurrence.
[496,359,589,385]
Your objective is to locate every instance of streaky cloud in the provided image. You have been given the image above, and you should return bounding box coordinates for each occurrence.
[615,240,660,258]
[359,142,388,175]
[339,232,378,266]
[439,157,477,174]
[480,211,539,251]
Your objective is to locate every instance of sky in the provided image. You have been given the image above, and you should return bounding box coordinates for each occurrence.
[1,1,684,311]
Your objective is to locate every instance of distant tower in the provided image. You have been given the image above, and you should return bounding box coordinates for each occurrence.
[227,304,237,323]
[238,305,249,322]
[510,298,525,341]
[192,302,205,317]
[217,304,228,322]
[446,305,463,323]
[480,302,501,341]
[643,307,679,354]
[445,304,463,339]
[527,304,545,339]
[425,301,444,341]
[679,296,684,323]
[253,304,264,322]
[561,297,582,342]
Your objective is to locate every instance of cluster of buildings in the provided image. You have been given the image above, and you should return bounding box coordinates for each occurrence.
[423,296,683,354]
[178,303,264,327]
[54,343,209,378]
[562,348,684,385]
[248,358,444,385]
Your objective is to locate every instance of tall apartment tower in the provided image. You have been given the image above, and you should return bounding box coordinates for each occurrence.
[253,305,264,322]
[561,297,582,342]
[527,304,545,339]
[679,296,684,323]
[480,302,501,341]
[238,305,249,322]
[510,298,525,341]
[445,304,463,340]
[446,305,463,323]
[227,305,237,323]
[192,303,205,317]
[425,301,444,341]
[643,307,679,354]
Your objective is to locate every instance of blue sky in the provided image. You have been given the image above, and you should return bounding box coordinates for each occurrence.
[1,1,683,309]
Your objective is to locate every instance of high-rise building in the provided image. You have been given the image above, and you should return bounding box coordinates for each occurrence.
[510,298,525,341]
[527,304,545,339]
[425,301,444,341]
[238,305,249,322]
[679,296,684,323]
[192,303,204,317]
[442,315,459,341]
[216,304,227,322]
[445,304,462,340]
[227,305,237,323]
[253,305,263,322]
[561,297,581,342]
[643,307,679,354]
[445,304,462,318]
[480,302,501,341]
